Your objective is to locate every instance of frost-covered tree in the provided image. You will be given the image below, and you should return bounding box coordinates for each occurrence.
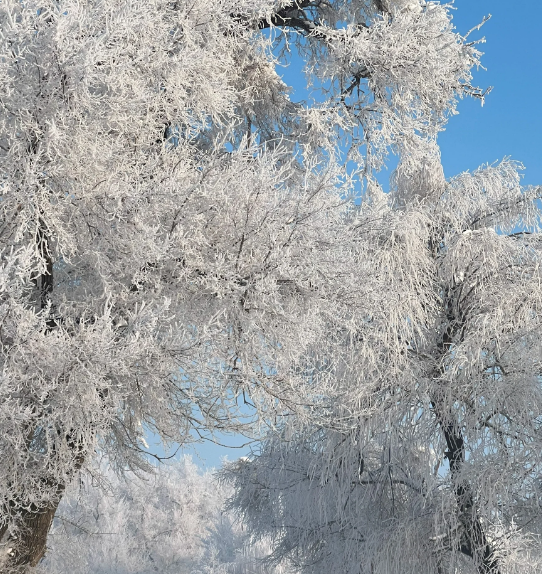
[40,457,294,574]
[225,154,542,574]
[41,457,221,574]
[0,0,488,568]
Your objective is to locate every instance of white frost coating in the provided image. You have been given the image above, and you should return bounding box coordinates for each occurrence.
[225,159,542,574]
[40,457,295,574]
[0,0,362,560]
[304,1,485,171]
[0,0,509,569]
[385,0,423,13]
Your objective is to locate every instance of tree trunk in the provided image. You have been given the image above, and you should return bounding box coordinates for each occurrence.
[0,434,85,572]
[2,500,61,570]
[431,282,501,574]
[432,397,501,574]
[0,210,71,570]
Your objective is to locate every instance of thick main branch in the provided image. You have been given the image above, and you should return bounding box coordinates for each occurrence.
[257,1,318,35]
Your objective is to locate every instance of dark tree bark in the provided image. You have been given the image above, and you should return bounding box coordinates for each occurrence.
[430,284,501,574]
[257,1,318,35]
[0,217,87,571]
[432,399,501,574]
[2,501,62,569]
[0,434,86,571]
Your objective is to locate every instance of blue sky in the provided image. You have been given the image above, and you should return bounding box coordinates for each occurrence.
[183,0,542,469]
[275,0,542,187]
[438,0,542,187]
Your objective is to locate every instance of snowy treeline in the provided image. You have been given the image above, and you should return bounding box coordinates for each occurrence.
[40,457,293,574]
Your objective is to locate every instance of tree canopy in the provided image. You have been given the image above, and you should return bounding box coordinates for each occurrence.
[0,0,539,571]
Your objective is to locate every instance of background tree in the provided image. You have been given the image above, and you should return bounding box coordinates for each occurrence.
[39,456,294,574]
[0,0,487,569]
